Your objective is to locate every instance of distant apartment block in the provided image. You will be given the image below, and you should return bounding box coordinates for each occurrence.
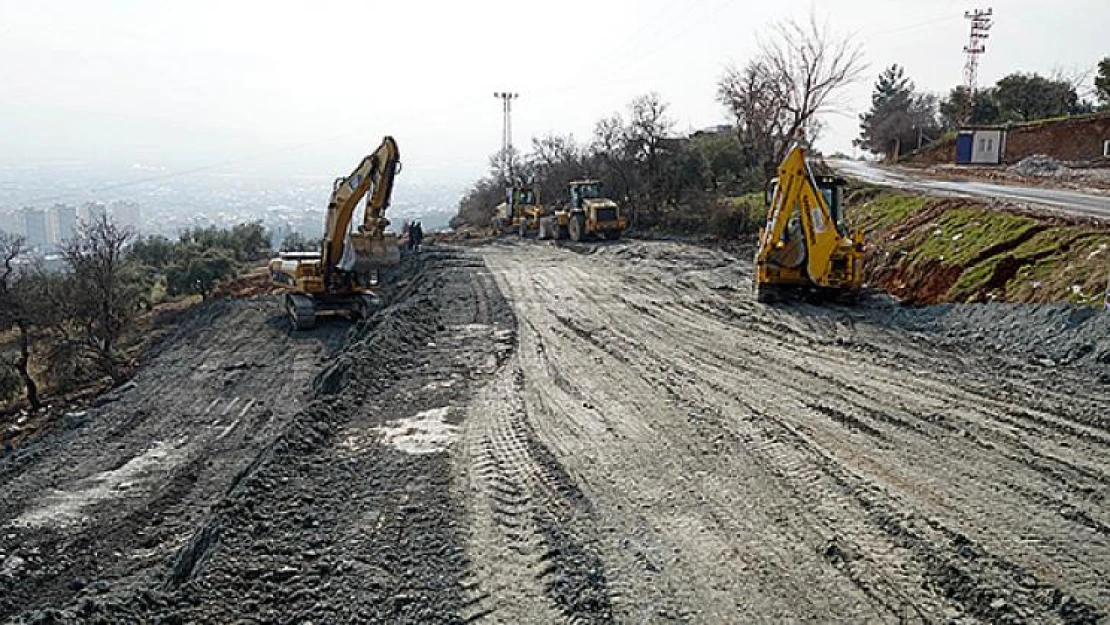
[81,201,108,227]
[0,210,19,237]
[21,207,49,250]
[109,200,142,230]
[48,203,78,245]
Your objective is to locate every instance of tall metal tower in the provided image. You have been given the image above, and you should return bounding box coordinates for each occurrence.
[493,91,519,182]
[962,8,993,125]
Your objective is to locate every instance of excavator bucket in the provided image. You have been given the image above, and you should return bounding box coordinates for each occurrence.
[349,232,401,275]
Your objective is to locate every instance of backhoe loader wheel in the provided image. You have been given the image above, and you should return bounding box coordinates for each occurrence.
[604,229,621,241]
[754,283,777,304]
[569,214,586,242]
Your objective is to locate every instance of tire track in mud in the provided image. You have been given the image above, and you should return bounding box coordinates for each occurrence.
[457,362,611,624]
[483,239,1110,623]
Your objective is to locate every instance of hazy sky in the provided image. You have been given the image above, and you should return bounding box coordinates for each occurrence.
[1,0,1107,187]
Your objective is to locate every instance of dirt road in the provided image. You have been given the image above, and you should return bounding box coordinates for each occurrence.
[2,241,1108,623]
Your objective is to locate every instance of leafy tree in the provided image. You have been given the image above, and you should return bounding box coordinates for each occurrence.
[280,231,318,252]
[129,234,176,269]
[178,221,269,262]
[691,132,748,191]
[939,86,1001,127]
[1096,57,1110,107]
[993,72,1078,122]
[857,65,941,157]
[165,248,237,299]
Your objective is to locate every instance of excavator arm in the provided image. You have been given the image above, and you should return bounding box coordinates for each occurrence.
[756,145,842,283]
[322,136,401,274]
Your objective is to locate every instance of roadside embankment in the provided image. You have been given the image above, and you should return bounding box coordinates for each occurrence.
[852,188,1110,305]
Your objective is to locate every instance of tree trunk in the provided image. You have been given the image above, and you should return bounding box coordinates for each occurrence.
[16,322,40,412]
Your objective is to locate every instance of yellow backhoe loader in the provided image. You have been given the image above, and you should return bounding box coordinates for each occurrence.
[753,145,863,303]
[269,136,402,329]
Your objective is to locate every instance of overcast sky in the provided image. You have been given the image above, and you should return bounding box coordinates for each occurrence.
[1,0,1107,187]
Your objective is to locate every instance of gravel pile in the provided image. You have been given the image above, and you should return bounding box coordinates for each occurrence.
[1008,154,1073,178]
[882,302,1110,371]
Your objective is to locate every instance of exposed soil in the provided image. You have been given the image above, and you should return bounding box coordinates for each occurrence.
[2,240,1109,623]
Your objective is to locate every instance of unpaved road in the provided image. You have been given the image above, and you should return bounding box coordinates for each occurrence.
[2,241,1109,623]
[833,158,1110,220]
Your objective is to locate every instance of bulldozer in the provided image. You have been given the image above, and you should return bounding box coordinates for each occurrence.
[269,136,402,329]
[538,179,626,241]
[753,144,863,303]
[491,185,544,236]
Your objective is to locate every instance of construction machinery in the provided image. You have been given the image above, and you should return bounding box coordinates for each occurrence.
[269,136,402,329]
[539,179,626,241]
[491,185,544,236]
[753,145,863,303]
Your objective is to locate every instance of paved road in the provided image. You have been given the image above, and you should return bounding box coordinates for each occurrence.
[832,158,1110,220]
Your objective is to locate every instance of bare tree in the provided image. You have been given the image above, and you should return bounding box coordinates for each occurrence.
[627,93,675,201]
[59,214,147,384]
[1051,64,1098,105]
[719,14,865,178]
[529,133,582,203]
[0,233,41,410]
[589,113,636,202]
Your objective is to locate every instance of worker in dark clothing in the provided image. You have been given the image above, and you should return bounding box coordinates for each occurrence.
[411,221,424,252]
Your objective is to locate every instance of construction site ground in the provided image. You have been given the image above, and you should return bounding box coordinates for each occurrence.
[2,240,1109,624]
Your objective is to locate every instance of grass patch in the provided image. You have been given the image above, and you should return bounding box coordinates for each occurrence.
[907,209,1039,265]
[850,192,930,234]
[1005,231,1110,304]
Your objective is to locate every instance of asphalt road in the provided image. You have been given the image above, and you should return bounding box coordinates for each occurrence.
[831,158,1110,220]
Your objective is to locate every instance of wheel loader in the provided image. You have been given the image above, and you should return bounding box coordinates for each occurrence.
[538,179,626,241]
[753,145,864,303]
[269,136,402,329]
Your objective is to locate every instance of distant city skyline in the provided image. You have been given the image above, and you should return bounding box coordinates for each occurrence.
[0,164,461,247]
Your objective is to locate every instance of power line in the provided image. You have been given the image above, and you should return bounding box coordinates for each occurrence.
[493,91,519,182]
[962,7,994,124]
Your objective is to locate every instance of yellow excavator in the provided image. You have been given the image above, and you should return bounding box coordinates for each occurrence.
[753,145,863,303]
[269,136,402,329]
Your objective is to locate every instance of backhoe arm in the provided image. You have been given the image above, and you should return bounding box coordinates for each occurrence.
[322,136,401,271]
[756,145,841,282]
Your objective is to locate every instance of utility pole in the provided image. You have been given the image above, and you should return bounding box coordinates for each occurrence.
[493,91,519,184]
[962,8,993,125]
